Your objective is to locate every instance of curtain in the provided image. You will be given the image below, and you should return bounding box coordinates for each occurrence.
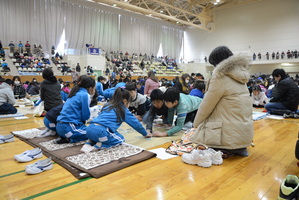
[64,4,119,51]
[0,0,183,57]
[119,16,162,56]
[0,0,65,52]
[161,26,184,60]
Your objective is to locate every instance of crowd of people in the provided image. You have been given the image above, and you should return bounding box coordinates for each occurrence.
[253,49,299,60]
[0,45,299,169]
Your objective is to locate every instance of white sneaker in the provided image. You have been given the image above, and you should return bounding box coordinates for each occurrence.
[182,150,212,168]
[14,148,43,162]
[0,134,14,144]
[36,129,56,138]
[25,157,53,175]
[205,148,223,165]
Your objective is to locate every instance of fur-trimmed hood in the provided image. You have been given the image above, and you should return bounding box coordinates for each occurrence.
[213,54,251,84]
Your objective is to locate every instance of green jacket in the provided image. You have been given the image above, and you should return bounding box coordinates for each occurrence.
[167,93,202,136]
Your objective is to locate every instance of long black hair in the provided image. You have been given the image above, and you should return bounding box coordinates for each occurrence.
[102,87,132,122]
[68,75,95,98]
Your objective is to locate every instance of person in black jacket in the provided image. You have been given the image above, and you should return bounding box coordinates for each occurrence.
[143,89,169,134]
[40,68,63,111]
[265,69,299,114]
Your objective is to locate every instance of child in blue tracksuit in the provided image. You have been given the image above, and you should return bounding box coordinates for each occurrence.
[82,87,152,152]
[56,76,96,144]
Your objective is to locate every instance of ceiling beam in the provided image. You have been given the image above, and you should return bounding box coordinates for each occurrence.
[94,0,212,30]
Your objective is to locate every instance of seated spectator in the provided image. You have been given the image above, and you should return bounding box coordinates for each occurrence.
[62,82,71,94]
[136,81,144,95]
[0,48,5,58]
[13,50,20,60]
[252,85,268,107]
[28,82,40,96]
[173,73,191,94]
[0,78,17,114]
[265,69,299,114]
[190,80,205,98]
[12,76,27,99]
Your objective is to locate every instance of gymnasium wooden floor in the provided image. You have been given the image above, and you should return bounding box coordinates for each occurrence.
[1,113,299,200]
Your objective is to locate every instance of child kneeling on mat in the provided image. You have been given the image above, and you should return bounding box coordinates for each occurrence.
[81,87,152,153]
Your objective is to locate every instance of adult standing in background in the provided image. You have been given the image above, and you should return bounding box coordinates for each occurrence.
[190,46,254,157]
[18,41,23,54]
[144,70,159,97]
[76,63,81,75]
[8,41,15,53]
[40,68,63,111]
[25,41,31,53]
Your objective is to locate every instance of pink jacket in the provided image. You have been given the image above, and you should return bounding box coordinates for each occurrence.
[144,78,160,97]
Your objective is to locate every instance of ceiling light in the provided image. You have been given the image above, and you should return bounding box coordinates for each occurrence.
[124,0,128,2]
[112,4,116,7]
[216,0,220,2]
[176,21,180,24]
[160,10,163,13]
[281,63,293,66]
[214,2,218,5]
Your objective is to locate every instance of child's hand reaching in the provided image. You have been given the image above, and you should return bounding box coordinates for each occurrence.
[152,131,168,137]
[145,132,152,138]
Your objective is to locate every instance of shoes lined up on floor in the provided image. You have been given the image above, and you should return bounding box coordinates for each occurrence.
[14,147,53,175]
[0,134,14,144]
[25,157,53,175]
[278,174,299,200]
[182,148,223,168]
[14,148,43,162]
[283,113,299,119]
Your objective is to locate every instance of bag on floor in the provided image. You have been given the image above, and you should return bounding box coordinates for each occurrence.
[33,101,45,117]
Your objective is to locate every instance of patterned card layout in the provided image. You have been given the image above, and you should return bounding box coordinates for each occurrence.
[12,128,43,139]
[66,144,143,170]
[39,139,86,151]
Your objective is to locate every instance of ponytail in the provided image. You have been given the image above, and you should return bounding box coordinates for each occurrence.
[103,87,132,122]
[68,76,95,98]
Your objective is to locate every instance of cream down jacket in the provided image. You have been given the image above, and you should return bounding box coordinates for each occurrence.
[191,55,254,149]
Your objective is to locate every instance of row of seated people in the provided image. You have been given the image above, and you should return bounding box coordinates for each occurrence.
[0,58,10,72]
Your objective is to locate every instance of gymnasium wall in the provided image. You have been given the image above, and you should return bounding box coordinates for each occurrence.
[182,0,299,66]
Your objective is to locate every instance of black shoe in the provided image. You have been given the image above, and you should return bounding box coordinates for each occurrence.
[55,137,70,144]
[278,175,299,200]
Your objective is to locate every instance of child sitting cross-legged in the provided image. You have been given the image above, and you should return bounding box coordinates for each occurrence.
[252,85,268,107]
[81,87,152,153]
[153,87,202,137]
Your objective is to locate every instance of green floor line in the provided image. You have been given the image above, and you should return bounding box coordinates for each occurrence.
[21,177,93,200]
[0,170,25,178]
[0,163,56,179]
[0,121,37,127]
